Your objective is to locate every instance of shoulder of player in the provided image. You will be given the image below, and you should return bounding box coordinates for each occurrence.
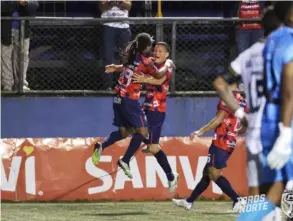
[141,56,154,66]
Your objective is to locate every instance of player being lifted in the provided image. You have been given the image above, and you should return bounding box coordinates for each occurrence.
[173,82,248,211]
[132,42,179,193]
[213,3,293,221]
[91,33,173,179]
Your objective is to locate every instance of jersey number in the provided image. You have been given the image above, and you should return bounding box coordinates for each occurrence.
[119,68,133,87]
[248,72,264,113]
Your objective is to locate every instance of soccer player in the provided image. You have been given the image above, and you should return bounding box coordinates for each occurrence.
[91,33,173,179]
[222,7,283,220]
[215,7,282,219]
[213,3,293,221]
[172,82,248,211]
[132,42,179,193]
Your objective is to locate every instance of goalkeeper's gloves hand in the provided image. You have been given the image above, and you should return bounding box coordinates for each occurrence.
[267,122,292,169]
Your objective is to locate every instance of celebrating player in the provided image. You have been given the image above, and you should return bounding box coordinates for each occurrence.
[173,82,248,211]
[213,3,293,221]
[213,7,282,220]
[91,33,173,179]
[132,42,179,194]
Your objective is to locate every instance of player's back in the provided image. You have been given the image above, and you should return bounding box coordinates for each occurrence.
[212,91,248,152]
[263,26,293,124]
[114,54,156,100]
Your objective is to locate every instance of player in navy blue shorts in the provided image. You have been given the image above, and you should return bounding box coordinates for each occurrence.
[132,42,179,194]
[91,33,173,179]
[173,82,248,211]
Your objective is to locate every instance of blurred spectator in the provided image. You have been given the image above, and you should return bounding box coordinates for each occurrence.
[1,0,39,91]
[236,0,263,54]
[99,0,132,90]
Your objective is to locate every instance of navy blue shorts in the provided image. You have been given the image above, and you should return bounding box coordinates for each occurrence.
[206,144,232,169]
[113,95,147,129]
[144,110,165,144]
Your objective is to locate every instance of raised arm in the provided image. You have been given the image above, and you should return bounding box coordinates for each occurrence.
[98,1,113,12]
[153,59,174,79]
[105,64,124,73]
[190,110,226,138]
[119,0,132,10]
[132,74,167,85]
[20,1,39,14]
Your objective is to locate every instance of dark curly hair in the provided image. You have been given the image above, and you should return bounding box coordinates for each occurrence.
[122,33,154,66]
[273,2,293,24]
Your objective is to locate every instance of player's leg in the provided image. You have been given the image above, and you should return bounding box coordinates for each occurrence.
[173,147,218,210]
[205,146,241,210]
[246,149,262,196]
[118,98,149,178]
[143,110,178,192]
[173,165,210,210]
[236,123,286,221]
[92,96,132,165]
[148,143,179,193]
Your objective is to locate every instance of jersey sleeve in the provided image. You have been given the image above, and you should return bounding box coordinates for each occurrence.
[217,100,231,114]
[282,43,293,64]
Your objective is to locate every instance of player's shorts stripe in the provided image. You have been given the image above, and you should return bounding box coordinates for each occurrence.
[140,115,144,127]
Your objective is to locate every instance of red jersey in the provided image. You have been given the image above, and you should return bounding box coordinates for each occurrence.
[212,91,248,152]
[114,55,157,100]
[143,62,173,113]
[238,1,262,30]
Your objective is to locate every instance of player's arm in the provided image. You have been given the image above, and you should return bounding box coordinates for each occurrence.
[213,66,246,125]
[153,59,174,79]
[98,1,113,12]
[281,61,293,127]
[190,110,226,138]
[132,74,167,85]
[105,64,124,73]
[117,0,132,10]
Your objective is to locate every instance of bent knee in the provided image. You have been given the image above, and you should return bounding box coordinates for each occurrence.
[148,144,161,154]
[207,167,221,181]
[136,127,149,138]
[119,128,130,139]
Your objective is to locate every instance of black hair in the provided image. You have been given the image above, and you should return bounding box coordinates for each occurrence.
[261,6,281,37]
[156,42,170,53]
[122,33,154,66]
[273,2,293,23]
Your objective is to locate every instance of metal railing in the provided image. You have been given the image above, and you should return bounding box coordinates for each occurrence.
[1,17,260,96]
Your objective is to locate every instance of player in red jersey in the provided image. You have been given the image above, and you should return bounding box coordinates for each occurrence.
[173,83,248,211]
[132,42,179,194]
[92,33,173,179]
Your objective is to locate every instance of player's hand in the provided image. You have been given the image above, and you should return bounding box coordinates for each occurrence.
[18,0,27,5]
[165,59,175,69]
[132,73,147,84]
[190,130,202,140]
[105,64,116,73]
[267,123,292,169]
[234,108,248,128]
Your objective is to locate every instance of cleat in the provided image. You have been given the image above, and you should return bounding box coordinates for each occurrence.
[118,159,133,179]
[172,198,193,210]
[168,173,179,194]
[141,146,150,154]
[92,142,103,166]
[232,199,246,213]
